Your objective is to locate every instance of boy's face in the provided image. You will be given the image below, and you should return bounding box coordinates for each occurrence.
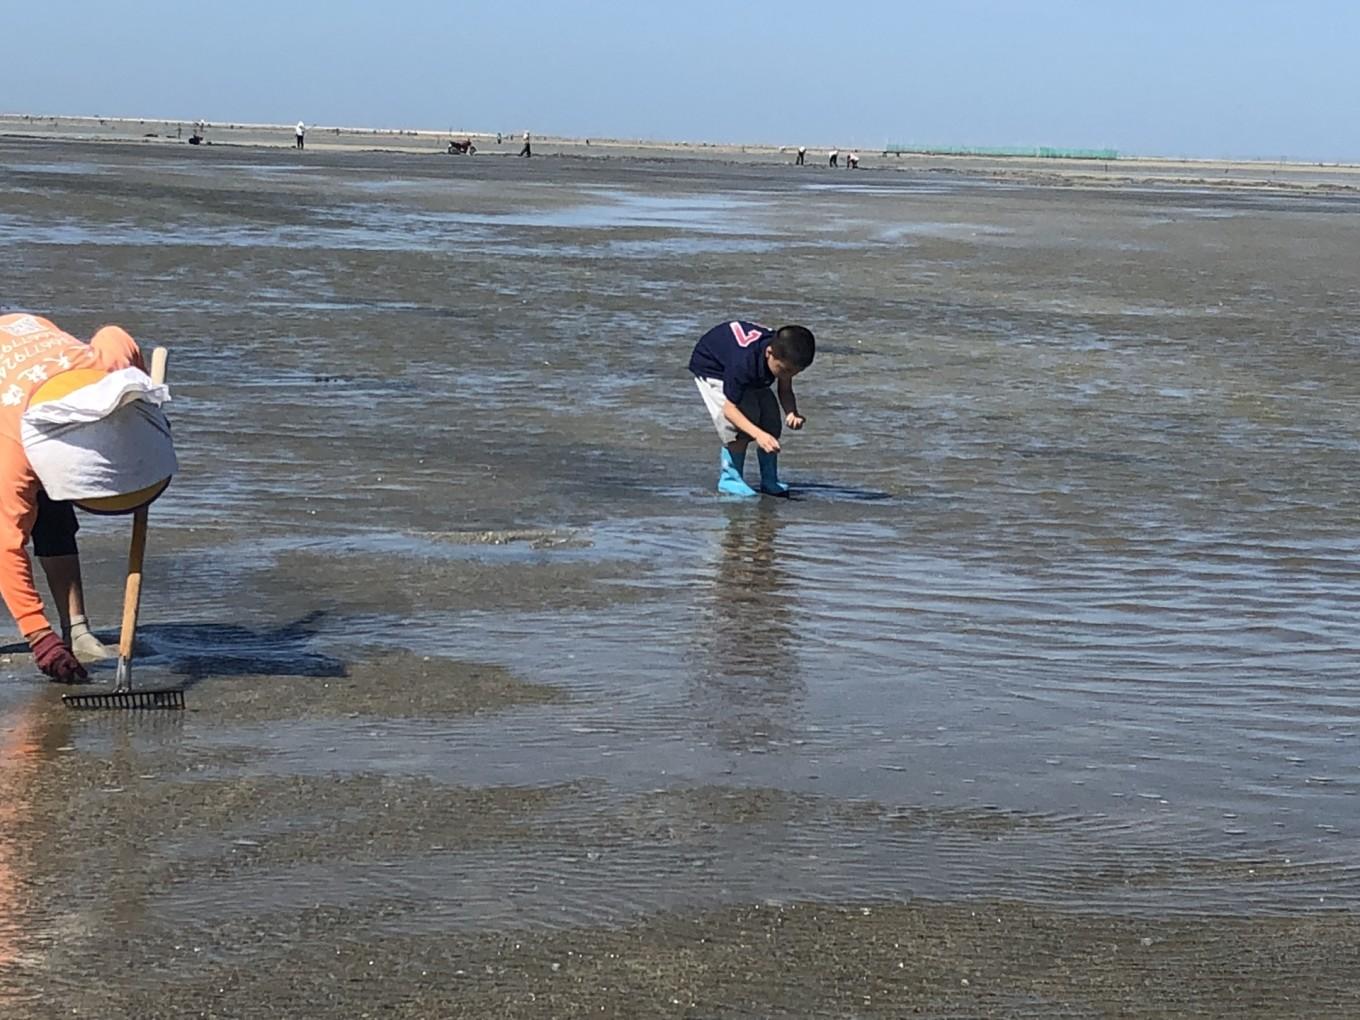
[765,347,804,381]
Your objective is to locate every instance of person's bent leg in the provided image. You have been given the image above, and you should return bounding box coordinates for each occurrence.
[37,556,82,632]
[751,389,789,495]
[37,555,113,658]
[723,388,777,497]
[719,439,757,497]
[33,493,80,633]
[697,377,757,497]
[33,494,113,662]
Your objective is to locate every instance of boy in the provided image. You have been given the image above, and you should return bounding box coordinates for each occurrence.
[689,320,815,497]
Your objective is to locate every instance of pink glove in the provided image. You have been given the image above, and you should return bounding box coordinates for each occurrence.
[30,631,89,684]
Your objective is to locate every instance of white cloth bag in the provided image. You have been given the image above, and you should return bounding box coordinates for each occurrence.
[21,368,178,501]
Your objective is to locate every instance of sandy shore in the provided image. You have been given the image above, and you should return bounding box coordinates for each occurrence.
[5,112,1360,192]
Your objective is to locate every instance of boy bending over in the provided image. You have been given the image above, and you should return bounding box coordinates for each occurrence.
[689,320,815,497]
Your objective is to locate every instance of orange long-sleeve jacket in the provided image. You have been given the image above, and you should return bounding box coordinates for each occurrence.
[0,313,144,638]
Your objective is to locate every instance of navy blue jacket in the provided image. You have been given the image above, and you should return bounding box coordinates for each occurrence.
[688,320,775,403]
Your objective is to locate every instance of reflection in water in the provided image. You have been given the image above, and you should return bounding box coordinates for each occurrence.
[692,507,805,751]
[0,699,70,984]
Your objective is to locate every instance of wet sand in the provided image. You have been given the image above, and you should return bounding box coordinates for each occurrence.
[1,136,1359,1015]
[5,692,1360,1018]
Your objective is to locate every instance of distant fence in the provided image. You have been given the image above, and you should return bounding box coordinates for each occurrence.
[883,144,1118,160]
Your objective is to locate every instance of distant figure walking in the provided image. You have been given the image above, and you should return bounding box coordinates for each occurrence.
[847,151,859,169]
[295,121,306,149]
[828,148,839,168]
[795,146,806,165]
[519,130,532,157]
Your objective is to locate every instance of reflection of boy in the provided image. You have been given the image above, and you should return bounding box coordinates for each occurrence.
[689,320,816,497]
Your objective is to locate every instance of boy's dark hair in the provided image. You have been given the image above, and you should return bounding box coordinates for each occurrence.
[771,325,815,369]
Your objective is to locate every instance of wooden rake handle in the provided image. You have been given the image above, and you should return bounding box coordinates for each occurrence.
[116,346,168,668]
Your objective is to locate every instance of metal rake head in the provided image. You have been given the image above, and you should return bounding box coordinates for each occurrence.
[62,686,185,710]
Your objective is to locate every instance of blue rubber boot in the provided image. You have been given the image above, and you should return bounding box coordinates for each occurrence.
[758,450,789,495]
[717,447,758,497]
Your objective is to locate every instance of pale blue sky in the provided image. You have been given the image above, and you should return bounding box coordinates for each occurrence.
[5,1,1356,161]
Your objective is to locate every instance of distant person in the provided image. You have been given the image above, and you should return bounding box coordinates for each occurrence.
[295,121,305,150]
[795,146,806,165]
[828,148,839,168]
[519,130,532,157]
[848,151,859,169]
[688,320,815,497]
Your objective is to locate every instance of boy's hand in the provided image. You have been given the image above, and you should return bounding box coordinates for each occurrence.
[756,432,781,454]
[785,412,805,430]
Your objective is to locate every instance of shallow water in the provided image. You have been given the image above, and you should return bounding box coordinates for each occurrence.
[1,138,1359,1013]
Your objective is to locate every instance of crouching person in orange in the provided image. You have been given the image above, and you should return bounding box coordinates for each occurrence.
[0,313,177,683]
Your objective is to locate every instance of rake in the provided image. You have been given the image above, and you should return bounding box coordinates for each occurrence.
[63,347,184,710]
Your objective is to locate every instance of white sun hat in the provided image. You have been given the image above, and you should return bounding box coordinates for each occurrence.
[21,366,177,513]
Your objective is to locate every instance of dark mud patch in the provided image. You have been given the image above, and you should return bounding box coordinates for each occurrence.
[54,773,576,881]
[185,652,567,721]
[881,803,1056,835]
[256,548,643,616]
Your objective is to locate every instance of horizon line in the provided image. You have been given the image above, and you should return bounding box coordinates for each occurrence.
[1,110,1352,168]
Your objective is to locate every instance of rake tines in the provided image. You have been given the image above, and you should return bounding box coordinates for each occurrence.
[62,686,185,710]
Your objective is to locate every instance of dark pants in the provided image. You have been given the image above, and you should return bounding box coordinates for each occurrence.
[296,135,304,149]
[32,491,78,558]
[519,143,531,157]
[829,155,838,167]
[795,152,804,165]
